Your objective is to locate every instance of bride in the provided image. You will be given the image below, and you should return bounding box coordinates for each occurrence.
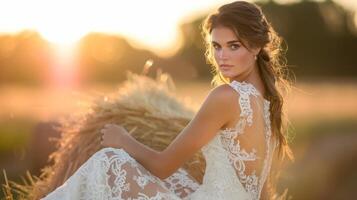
[42,1,293,199]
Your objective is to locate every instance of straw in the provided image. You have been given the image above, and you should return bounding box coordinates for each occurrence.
[3,72,205,199]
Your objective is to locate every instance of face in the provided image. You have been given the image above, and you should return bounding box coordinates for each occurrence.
[210,26,260,80]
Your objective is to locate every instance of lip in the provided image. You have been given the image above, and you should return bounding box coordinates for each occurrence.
[219,64,233,68]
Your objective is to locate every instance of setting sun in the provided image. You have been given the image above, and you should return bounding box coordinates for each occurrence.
[0,0,229,57]
[0,0,356,56]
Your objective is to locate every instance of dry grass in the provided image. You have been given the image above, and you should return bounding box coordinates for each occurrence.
[2,72,205,199]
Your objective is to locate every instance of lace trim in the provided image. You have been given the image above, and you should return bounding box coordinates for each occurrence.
[163,168,200,198]
[229,80,261,126]
[216,81,274,200]
[128,191,177,200]
[263,101,272,139]
[42,148,194,200]
[257,101,275,200]
[85,148,180,200]
[220,128,260,199]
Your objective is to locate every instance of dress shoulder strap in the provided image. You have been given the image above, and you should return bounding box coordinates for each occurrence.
[228,80,261,126]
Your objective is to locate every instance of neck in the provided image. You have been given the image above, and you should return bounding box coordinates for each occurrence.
[231,62,266,96]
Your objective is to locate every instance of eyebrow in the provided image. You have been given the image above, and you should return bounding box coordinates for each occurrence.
[211,40,241,45]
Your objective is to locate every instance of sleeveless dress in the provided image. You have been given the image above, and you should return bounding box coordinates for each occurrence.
[42,80,278,200]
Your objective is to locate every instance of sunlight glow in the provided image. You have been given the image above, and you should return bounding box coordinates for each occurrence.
[0,0,227,57]
[49,44,80,90]
[0,0,356,56]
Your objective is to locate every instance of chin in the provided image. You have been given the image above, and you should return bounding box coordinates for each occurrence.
[220,72,237,79]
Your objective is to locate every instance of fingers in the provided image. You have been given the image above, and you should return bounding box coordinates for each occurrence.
[99,126,106,144]
[100,124,111,136]
[100,123,119,145]
[100,124,113,145]
[100,131,105,146]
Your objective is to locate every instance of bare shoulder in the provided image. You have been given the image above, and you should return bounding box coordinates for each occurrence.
[203,84,240,119]
[206,84,239,106]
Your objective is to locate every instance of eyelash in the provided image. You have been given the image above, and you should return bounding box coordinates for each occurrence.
[212,44,240,50]
[230,44,240,50]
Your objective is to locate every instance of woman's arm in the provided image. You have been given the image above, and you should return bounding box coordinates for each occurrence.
[158,84,239,178]
[101,84,239,179]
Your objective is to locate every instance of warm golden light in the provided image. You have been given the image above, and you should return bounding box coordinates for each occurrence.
[38,28,88,47]
[48,44,80,90]
[0,0,356,55]
[0,0,229,57]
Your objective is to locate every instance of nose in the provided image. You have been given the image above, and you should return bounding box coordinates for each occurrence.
[218,48,228,60]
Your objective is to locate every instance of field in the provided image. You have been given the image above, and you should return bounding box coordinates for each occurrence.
[0,80,356,199]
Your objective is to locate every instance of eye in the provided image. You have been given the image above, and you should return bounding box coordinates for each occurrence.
[230,44,240,50]
[212,43,221,50]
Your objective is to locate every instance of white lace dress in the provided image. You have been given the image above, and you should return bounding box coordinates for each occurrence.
[42,80,277,200]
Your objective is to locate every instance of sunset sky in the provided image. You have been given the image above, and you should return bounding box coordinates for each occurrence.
[0,0,356,57]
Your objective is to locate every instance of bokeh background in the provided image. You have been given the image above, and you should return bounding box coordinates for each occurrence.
[1,0,356,199]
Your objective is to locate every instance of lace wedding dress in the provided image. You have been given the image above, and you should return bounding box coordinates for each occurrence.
[42,80,277,200]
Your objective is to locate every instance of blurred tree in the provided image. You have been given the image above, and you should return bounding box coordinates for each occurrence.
[261,1,357,78]
[0,31,51,86]
[1,1,356,87]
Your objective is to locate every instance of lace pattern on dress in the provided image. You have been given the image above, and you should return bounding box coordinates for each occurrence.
[163,168,200,199]
[257,100,275,197]
[92,148,179,200]
[220,126,260,199]
[230,80,261,126]
[42,147,201,200]
[217,80,275,200]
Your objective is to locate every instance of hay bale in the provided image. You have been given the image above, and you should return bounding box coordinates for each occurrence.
[5,72,205,199]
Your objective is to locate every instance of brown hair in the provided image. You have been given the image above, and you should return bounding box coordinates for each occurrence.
[202,1,294,199]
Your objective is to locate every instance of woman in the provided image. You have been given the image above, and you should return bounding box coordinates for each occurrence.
[42,1,293,199]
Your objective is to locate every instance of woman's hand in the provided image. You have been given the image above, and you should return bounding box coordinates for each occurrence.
[100,123,129,148]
